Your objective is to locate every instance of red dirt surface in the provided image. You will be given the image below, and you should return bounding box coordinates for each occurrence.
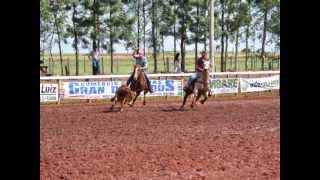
[40,96,279,180]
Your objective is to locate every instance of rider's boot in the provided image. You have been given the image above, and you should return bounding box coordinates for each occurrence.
[190,79,195,91]
[146,79,153,93]
[148,85,154,93]
[208,89,212,96]
[183,79,194,93]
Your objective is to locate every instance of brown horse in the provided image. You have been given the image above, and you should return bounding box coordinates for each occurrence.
[110,84,135,112]
[128,64,150,106]
[180,68,210,110]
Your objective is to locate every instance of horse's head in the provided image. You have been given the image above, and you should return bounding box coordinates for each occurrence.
[133,64,142,81]
[201,62,210,84]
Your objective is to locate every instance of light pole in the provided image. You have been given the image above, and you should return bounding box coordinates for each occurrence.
[209,0,215,72]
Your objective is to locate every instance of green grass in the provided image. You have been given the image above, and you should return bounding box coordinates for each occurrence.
[42,52,280,76]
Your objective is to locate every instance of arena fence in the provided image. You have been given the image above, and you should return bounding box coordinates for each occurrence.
[40,71,280,104]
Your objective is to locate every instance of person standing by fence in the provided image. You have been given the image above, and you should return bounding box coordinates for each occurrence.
[88,44,102,75]
[174,52,181,73]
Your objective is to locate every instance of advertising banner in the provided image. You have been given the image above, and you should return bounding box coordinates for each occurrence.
[148,80,183,97]
[40,83,58,102]
[240,75,280,92]
[61,80,183,99]
[209,78,239,94]
[62,81,122,99]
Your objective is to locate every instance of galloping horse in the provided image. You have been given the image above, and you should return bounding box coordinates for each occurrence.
[180,66,210,110]
[109,84,135,112]
[128,64,150,106]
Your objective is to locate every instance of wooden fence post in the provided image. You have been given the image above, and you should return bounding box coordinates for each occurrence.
[238,76,241,97]
[236,74,239,97]
[181,78,184,100]
[166,57,169,72]
[85,78,91,103]
[165,76,168,101]
[57,79,61,104]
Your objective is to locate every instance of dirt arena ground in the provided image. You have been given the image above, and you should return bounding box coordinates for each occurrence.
[40,96,279,180]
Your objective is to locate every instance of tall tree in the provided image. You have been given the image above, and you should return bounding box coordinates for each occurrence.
[158,0,175,71]
[254,0,279,70]
[219,0,226,72]
[189,0,201,68]
[243,0,253,71]
[176,0,193,72]
[106,0,135,73]
[65,0,91,75]
[231,0,247,71]
[48,0,68,75]
[150,0,158,72]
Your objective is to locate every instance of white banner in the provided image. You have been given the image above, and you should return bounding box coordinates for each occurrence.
[61,80,183,99]
[40,83,58,102]
[209,78,239,94]
[240,75,280,92]
[62,81,124,99]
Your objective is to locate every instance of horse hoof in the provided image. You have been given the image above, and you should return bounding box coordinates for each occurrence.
[143,102,146,105]
[200,100,205,104]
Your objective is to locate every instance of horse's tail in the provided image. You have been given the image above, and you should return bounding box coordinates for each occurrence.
[110,96,116,102]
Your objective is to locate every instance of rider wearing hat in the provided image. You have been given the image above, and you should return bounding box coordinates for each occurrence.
[184,51,212,95]
[126,49,153,93]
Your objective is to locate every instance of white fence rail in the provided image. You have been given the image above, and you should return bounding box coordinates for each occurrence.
[40,71,279,80]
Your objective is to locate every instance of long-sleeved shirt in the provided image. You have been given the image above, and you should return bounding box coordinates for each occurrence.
[90,50,101,62]
[196,57,210,72]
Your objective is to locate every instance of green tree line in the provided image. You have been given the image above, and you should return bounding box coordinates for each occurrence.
[40,0,280,75]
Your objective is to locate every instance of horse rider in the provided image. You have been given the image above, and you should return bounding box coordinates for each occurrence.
[184,51,212,95]
[126,49,154,93]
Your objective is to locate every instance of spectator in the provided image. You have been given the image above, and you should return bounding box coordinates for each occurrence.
[174,52,181,73]
[88,44,102,75]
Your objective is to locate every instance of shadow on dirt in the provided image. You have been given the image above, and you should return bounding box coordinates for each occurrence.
[160,107,196,112]
[103,108,121,113]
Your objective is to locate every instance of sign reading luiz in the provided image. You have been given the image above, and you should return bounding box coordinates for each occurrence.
[40,83,58,102]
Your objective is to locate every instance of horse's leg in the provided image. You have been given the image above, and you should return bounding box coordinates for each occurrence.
[200,91,209,104]
[180,91,190,110]
[110,96,117,110]
[120,99,124,112]
[143,90,147,105]
[129,91,141,107]
[195,92,202,103]
[190,90,198,109]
